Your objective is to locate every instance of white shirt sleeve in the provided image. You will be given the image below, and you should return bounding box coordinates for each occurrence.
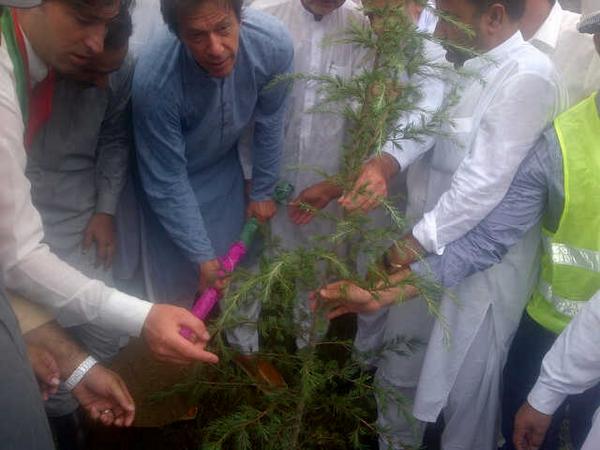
[413,71,560,254]
[383,40,446,170]
[528,292,600,415]
[0,45,152,336]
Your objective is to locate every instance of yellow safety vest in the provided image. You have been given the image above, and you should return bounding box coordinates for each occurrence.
[527,93,600,334]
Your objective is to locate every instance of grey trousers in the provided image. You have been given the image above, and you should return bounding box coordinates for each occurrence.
[0,290,55,450]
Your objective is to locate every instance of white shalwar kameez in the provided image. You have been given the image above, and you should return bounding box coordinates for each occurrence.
[405,32,563,450]
[353,14,448,450]
[526,291,600,450]
[238,0,370,348]
[250,0,370,250]
[528,1,600,107]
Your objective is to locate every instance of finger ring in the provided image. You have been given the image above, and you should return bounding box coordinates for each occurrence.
[101,409,113,415]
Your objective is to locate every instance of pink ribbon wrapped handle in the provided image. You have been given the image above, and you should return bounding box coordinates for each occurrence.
[180,242,248,340]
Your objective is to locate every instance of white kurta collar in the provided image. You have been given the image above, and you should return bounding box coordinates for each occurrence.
[23,31,48,85]
[530,1,564,52]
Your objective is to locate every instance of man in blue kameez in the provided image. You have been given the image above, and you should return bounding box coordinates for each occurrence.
[132,0,293,374]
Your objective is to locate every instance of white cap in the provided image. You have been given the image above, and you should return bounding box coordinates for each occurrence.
[579,0,600,33]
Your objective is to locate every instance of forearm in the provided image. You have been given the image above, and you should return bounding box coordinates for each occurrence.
[410,144,549,288]
[383,44,445,171]
[251,48,292,200]
[528,292,600,415]
[412,74,559,253]
[251,121,284,201]
[142,187,216,264]
[96,60,134,215]
[0,114,150,336]
[24,321,88,379]
[95,148,129,215]
[4,248,152,335]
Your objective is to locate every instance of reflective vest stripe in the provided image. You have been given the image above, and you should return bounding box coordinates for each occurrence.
[537,279,586,318]
[543,237,600,273]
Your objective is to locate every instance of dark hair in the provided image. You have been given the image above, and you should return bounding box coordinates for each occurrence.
[104,0,133,50]
[58,0,119,9]
[160,0,242,35]
[466,0,525,21]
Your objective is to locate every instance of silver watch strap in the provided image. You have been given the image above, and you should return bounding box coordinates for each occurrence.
[64,355,98,391]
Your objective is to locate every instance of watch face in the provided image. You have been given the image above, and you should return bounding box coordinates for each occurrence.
[1,0,41,7]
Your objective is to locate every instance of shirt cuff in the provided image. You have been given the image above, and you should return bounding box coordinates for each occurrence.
[383,140,420,172]
[527,380,568,416]
[96,192,119,216]
[412,216,444,255]
[410,257,442,286]
[100,290,153,337]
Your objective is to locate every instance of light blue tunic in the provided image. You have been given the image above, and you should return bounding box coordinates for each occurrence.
[133,9,293,304]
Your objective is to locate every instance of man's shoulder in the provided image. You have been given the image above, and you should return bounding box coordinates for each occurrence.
[240,8,293,61]
[511,39,558,80]
[133,30,182,92]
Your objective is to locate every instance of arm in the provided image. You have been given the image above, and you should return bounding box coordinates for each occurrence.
[382,40,447,171]
[0,58,218,364]
[24,321,135,426]
[411,139,550,288]
[85,60,134,268]
[247,36,294,207]
[513,291,600,449]
[340,40,446,212]
[528,292,600,414]
[0,57,150,335]
[412,72,560,254]
[95,59,133,217]
[133,81,215,264]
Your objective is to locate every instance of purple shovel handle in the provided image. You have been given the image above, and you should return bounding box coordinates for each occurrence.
[180,288,221,340]
[179,241,248,340]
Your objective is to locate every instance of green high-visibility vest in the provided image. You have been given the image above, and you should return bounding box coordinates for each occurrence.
[527,93,600,334]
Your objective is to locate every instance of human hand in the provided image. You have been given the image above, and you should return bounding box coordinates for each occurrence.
[387,234,426,268]
[82,213,116,269]
[339,155,399,213]
[26,343,60,401]
[199,258,229,294]
[247,199,277,223]
[142,304,219,365]
[513,402,552,450]
[316,281,382,319]
[288,181,343,225]
[316,268,418,319]
[72,365,135,427]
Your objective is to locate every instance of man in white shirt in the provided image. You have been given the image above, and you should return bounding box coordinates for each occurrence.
[0,1,145,447]
[245,0,370,347]
[521,0,600,106]
[0,0,218,370]
[513,291,600,450]
[322,0,563,446]
[344,0,597,205]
